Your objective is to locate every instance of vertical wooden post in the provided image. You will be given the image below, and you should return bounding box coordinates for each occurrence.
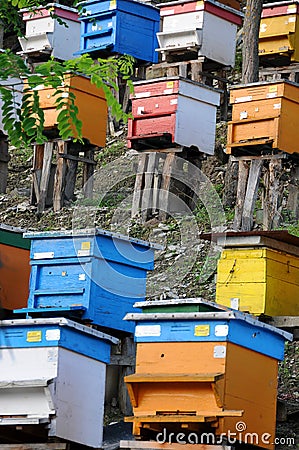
[37,142,53,214]
[241,159,263,231]
[159,152,176,221]
[53,140,67,212]
[31,144,44,205]
[82,147,95,199]
[0,138,9,194]
[141,152,159,221]
[233,160,250,230]
[262,158,283,229]
[286,164,299,220]
[132,153,147,218]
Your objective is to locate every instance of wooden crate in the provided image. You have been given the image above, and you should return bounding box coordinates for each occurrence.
[26,74,107,147]
[124,310,291,450]
[127,77,220,154]
[0,224,30,311]
[215,232,299,316]
[19,3,80,61]
[227,80,299,155]
[259,1,299,65]
[157,0,243,66]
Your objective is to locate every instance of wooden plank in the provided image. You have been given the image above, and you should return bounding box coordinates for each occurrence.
[141,152,159,221]
[37,142,53,214]
[82,148,95,199]
[53,140,67,212]
[125,373,224,383]
[241,159,263,231]
[132,153,147,218]
[190,61,203,83]
[269,316,299,328]
[286,165,299,220]
[159,153,175,221]
[263,158,283,229]
[0,445,67,450]
[120,440,232,450]
[59,153,96,165]
[231,153,286,161]
[30,144,44,205]
[0,162,8,193]
[64,158,78,201]
[233,160,249,230]
[126,411,243,422]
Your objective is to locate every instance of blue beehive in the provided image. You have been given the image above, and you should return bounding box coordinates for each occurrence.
[0,317,118,447]
[76,0,160,63]
[14,229,160,333]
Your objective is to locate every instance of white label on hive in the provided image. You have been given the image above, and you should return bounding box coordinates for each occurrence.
[267,92,277,98]
[79,273,86,281]
[33,252,54,259]
[215,325,229,337]
[135,325,161,337]
[235,95,252,103]
[289,16,296,22]
[240,111,248,120]
[214,345,226,358]
[260,23,267,33]
[161,9,175,16]
[137,106,145,115]
[230,298,240,310]
[273,103,281,109]
[135,92,151,99]
[287,6,297,12]
[77,249,90,257]
[170,99,178,105]
[108,21,113,27]
[164,89,173,94]
[46,329,61,341]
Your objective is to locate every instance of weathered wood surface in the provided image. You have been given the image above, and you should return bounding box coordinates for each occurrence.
[0,137,9,193]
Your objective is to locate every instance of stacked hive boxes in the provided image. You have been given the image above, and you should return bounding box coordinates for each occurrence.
[0,228,159,447]
[123,299,292,450]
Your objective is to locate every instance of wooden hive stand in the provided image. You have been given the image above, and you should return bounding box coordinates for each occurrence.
[0,133,9,194]
[31,139,97,213]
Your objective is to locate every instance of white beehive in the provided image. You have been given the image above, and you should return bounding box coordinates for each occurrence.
[19,3,80,60]
[0,318,118,447]
[157,0,243,66]
[0,77,23,135]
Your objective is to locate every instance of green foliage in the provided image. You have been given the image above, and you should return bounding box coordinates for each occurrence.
[0,50,135,147]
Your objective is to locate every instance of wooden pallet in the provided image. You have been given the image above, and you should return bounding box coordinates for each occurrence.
[259,63,299,83]
[31,140,96,213]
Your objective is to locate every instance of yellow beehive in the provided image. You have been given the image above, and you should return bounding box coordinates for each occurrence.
[215,232,299,316]
[27,74,107,147]
[227,80,299,155]
[259,1,299,64]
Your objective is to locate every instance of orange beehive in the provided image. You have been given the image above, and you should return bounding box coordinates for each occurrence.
[27,74,107,147]
[0,225,30,311]
[227,80,299,155]
[124,308,292,450]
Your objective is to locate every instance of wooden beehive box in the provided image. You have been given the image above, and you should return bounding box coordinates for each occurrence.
[0,224,31,311]
[214,231,299,317]
[27,74,107,147]
[124,309,292,450]
[77,0,160,63]
[0,317,117,447]
[19,3,80,61]
[127,77,220,154]
[259,1,299,65]
[226,80,299,155]
[14,228,160,334]
[157,0,243,66]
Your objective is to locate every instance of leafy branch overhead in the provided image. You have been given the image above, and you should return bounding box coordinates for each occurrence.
[0,50,135,147]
